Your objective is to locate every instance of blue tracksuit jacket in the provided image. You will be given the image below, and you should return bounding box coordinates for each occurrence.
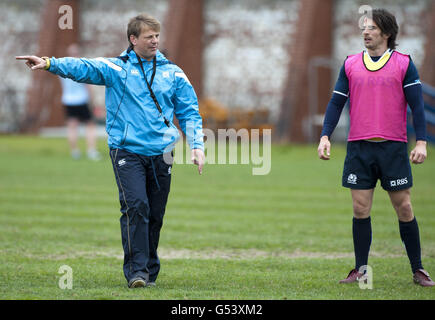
[48,49,204,156]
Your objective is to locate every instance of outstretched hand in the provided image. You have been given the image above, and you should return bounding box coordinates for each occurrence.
[16,55,46,70]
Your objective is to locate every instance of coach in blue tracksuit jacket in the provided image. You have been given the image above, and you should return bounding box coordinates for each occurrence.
[17,13,205,288]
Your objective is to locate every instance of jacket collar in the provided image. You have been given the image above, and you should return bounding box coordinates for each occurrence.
[119,49,168,65]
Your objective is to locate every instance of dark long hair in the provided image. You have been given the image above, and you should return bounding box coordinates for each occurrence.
[371,8,399,50]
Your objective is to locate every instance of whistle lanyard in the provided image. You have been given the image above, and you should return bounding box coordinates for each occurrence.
[135,52,170,127]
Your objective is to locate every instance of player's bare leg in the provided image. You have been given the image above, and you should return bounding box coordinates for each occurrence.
[388,188,413,221]
[351,189,374,219]
[67,118,80,159]
[85,120,100,160]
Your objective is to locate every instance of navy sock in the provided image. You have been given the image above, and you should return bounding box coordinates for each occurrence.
[399,217,423,274]
[353,216,372,271]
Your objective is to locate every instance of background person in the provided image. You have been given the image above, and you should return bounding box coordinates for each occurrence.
[60,43,101,161]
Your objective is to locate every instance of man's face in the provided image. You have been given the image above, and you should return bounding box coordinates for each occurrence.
[361,17,389,51]
[130,26,159,60]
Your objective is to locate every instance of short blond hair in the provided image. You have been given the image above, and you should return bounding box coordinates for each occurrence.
[127,14,160,46]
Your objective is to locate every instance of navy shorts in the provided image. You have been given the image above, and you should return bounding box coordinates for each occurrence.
[342,140,413,191]
[64,103,92,122]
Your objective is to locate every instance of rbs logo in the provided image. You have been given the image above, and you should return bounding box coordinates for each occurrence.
[390,177,408,187]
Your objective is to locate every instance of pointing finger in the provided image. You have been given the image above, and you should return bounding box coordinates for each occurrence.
[15,56,33,60]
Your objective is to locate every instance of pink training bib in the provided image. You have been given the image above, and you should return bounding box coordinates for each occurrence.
[345,50,410,142]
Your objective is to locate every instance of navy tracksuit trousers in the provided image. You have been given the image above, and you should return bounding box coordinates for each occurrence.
[110,148,172,283]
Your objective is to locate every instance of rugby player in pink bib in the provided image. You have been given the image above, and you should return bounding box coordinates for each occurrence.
[317,8,434,286]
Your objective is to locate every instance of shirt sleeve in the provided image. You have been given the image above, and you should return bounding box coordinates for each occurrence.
[48,57,122,87]
[402,58,426,141]
[320,63,349,138]
[404,85,427,141]
[403,59,421,89]
[332,64,349,98]
[173,69,204,150]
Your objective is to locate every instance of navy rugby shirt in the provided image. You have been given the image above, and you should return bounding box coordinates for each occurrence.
[321,55,427,141]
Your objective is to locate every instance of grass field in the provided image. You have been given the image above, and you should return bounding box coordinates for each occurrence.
[0,135,434,300]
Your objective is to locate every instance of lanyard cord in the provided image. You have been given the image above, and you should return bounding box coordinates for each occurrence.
[135,51,170,127]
